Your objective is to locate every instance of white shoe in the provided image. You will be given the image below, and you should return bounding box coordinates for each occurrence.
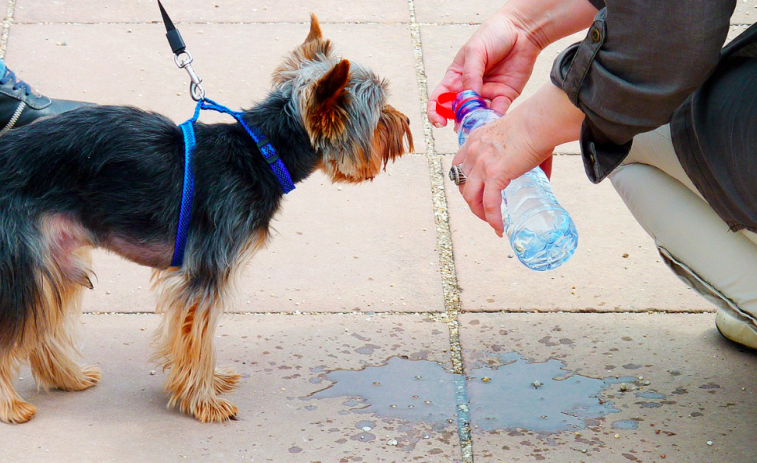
[715,309,757,349]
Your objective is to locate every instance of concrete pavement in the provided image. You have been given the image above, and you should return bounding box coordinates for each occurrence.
[1,0,756,462]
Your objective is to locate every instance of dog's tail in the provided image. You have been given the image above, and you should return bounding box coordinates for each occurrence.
[0,218,47,352]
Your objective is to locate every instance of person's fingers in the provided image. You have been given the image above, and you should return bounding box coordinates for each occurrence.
[461,174,486,222]
[428,70,465,127]
[452,141,469,167]
[539,155,553,180]
[461,45,486,95]
[481,82,520,114]
[428,82,452,127]
[427,99,449,128]
[482,182,505,237]
[489,95,513,115]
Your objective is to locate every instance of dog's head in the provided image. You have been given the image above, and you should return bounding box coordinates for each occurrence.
[272,14,414,183]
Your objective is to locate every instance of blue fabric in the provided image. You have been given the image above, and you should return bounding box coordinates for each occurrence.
[171,118,197,267]
[197,98,296,193]
[170,98,295,267]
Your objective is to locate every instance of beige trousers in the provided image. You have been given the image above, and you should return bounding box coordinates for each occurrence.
[609,125,757,326]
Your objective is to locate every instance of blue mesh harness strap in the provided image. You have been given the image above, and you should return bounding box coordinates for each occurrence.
[170,98,295,267]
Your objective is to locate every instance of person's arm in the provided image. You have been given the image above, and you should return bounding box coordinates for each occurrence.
[454,83,583,236]
[427,0,598,127]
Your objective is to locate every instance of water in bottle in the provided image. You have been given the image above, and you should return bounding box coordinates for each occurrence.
[447,90,578,271]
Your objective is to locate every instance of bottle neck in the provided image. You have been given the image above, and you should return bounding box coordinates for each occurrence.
[452,90,488,123]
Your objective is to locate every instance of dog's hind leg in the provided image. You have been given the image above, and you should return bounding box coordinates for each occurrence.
[151,270,239,422]
[28,249,101,392]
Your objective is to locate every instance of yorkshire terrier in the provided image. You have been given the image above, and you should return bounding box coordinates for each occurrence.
[0,15,413,423]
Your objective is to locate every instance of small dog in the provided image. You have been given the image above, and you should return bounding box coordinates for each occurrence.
[0,15,413,423]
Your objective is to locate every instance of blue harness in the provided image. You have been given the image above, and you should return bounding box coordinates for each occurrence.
[170,98,296,267]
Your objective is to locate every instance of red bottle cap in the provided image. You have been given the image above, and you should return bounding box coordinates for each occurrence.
[435,92,457,120]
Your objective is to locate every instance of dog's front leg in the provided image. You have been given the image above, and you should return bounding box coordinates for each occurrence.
[152,271,240,422]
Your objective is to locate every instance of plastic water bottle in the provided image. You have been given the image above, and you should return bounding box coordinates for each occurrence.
[448,90,578,271]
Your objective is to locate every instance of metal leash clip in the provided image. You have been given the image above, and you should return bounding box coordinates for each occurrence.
[159,0,206,101]
[174,51,205,101]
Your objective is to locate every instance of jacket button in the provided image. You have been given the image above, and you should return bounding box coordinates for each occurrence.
[588,142,597,163]
[591,28,601,43]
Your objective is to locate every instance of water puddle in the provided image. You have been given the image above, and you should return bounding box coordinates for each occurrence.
[308,353,638,435]
[465,353,635,433]
[308,357,460,425]
[611,419,640,430]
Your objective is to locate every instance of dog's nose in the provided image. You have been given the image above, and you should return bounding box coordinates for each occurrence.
[405,116,410,125]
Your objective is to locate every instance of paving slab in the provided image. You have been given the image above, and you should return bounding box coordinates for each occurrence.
[729,24,751,42]
[4,23,425,152]
[732,0,757,24]
[81,155,441,314]
[2,314,461,463]
[443,155,709,312]
[421,25,584,155]
[414,0,755,26]
[459,313,757,462]
[14,0,411,24]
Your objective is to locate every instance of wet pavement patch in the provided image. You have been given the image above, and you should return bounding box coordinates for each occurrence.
[308,353,639,436]
[611,419,641,430]
[309,357,460,425]
[307,357,460,450]
[466,353,635,433]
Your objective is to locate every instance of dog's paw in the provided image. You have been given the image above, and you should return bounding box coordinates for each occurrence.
[192,398,239,423]
[213,366,241,394]
[58,365,102,392]
[0,400,37,424]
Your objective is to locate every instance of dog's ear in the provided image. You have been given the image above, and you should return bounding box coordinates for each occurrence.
[314,59,350,108]
[304,59,351,154]
[304,13,322,43]
[272,13,332,85]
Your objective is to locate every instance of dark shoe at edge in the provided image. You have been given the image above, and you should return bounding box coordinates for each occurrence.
[0,67,93,134]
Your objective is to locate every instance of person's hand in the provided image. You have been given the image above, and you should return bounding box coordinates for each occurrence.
[428,12,545,127]
[453,83,585,236]
[454,109,553,236]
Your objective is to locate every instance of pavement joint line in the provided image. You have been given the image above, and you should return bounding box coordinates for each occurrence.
[81,308,716,316]
[10,21,482,27]
[0,0,15,59]
[11,20,750,27]
[82,311,449,316]
[462,308,716,314]
[407,1,473,462]
[12,21,413,26]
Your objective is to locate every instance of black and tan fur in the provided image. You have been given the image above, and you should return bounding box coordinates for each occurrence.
[0,15,412,424]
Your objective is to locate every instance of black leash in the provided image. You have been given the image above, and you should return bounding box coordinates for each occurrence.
[157,0,205,101]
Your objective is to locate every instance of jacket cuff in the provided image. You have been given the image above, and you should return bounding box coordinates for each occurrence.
[550,9,606,107]
[579,118,632,184]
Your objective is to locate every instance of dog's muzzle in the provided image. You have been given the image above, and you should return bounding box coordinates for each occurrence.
[449,164,467,186]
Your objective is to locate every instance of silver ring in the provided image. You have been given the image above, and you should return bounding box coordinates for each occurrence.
[449,164,467,186]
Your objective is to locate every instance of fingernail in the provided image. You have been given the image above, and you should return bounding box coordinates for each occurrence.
[432,122,443,128]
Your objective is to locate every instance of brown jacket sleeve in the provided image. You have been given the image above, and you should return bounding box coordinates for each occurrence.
[551,0,735,182]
